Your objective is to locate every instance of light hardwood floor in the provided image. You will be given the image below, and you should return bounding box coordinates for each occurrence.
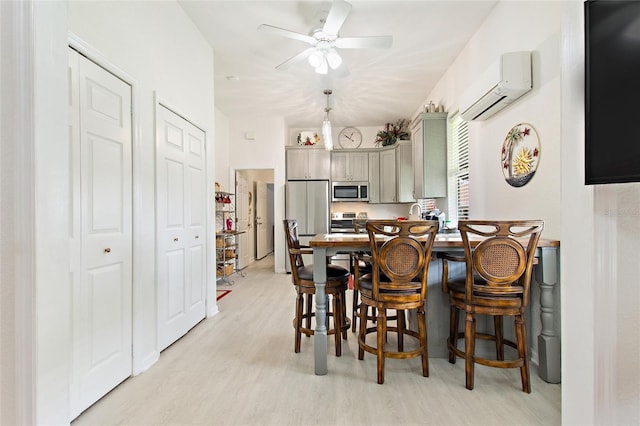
[73,255,561,426]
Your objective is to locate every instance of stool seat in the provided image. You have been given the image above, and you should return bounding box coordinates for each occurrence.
[296,264,350,282]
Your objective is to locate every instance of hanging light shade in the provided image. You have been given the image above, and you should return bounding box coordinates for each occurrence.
[308,50,324,68]
[322,89,333,151]
[326,48,342,69]
[315,55,329,75]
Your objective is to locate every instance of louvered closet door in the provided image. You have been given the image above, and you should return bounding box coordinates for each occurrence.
[69,48,133,419]
[156,105,206,351]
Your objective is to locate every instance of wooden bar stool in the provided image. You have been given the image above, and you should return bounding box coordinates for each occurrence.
[283,220,350,356]
[441,220,544,392]
[357,220,439,384]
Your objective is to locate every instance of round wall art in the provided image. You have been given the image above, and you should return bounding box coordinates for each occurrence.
[501,123,540,187]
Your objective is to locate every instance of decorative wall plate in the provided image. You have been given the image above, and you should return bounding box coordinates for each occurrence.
[297,131,320,146]
[501,123,540,187]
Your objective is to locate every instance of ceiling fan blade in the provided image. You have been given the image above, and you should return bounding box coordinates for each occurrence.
[322,0,352,35]
[258,24,316,45]
[275,47,316,71]
[335,36,393,49]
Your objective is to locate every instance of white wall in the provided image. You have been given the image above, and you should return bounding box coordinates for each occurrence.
[226,116,287,272]
[423,1,561,240]
[423,1,639,424]
[214,107,231,190]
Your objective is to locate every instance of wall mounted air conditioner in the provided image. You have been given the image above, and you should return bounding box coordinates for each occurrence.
[460,51,532,121]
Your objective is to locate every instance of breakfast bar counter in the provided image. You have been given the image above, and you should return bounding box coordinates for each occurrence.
[309,232,561,383]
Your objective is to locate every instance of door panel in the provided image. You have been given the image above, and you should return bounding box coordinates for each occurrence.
[256,181,269,259]
[236,174,251,269]
[157,105,206,351]
[70,48,132,419]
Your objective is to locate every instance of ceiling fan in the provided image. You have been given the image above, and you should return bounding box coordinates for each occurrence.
[258,0,393,74]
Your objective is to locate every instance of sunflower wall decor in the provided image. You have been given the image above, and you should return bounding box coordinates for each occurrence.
[501,123,540,187]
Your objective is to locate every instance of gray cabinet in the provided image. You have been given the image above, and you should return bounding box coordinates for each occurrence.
[411,113,447,198]
[331,151,369,181]
[395,141,414,202]
[368,151,380,203]
[286,147,330,180]
[372,141,412,204]
[379,148,396,203]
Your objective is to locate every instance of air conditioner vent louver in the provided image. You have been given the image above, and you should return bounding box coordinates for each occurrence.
[460,51,532,121]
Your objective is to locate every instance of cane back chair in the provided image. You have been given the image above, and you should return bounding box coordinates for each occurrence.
[441,220,544,392]
[357,220,439,384]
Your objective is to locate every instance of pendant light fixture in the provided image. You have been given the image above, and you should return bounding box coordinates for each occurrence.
[322,89,333,150]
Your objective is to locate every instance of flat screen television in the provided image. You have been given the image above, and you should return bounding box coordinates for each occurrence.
[585,0,640,184]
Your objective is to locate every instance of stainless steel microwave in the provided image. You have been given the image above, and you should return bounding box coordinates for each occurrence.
[331,182,368,202]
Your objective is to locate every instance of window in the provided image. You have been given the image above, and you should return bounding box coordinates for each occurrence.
[447,113,469,224]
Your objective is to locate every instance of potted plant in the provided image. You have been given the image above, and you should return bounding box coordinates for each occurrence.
[375,119,410,147]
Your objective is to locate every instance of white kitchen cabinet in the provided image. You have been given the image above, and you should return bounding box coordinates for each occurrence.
[331,150,369,181]
[286,147,330,180]
[411,112,447,198]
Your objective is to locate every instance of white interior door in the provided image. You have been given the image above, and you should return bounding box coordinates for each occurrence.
[69,48,133,419]
[235,174,251,269]
[255,181,269,259]
[156,105,206,351]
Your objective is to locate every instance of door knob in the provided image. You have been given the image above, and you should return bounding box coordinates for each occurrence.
[104,248,111,253]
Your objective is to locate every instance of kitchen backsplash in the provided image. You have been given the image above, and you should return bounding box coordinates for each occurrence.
[331,201,412,219]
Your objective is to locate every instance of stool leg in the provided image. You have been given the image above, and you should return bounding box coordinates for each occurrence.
[465,312,476,390]
[494,315,504,361]
[516,314,531,393]
[333,293,342,357]
[351,288,359,333]
[305,294,313,334]
[418,306,429,377]
[294,292,303,353]
[377,308,387,384]
[397,310,405,352]
[358,304,367,360]
[448,305,458,364]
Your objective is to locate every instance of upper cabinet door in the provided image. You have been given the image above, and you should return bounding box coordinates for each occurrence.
[307,149,330,180]
[331,151,369,181]
[286,148,330,180]
[411,113,447,198]
[349,152,369,181]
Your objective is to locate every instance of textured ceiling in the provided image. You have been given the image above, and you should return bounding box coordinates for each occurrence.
[179,1,497,128]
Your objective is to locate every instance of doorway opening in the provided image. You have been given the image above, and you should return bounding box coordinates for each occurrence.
[235,169,275,269]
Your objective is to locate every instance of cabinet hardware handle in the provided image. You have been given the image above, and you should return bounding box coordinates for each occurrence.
[195,235,199,239]
[104,248,111,253]
[174,237,179,242]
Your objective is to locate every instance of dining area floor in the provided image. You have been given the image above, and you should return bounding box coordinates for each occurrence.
[73,254,561,426]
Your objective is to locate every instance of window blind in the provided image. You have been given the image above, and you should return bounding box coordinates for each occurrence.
[447,113,470,224]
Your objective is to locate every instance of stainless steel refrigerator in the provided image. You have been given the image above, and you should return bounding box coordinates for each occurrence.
[285,180,329,272]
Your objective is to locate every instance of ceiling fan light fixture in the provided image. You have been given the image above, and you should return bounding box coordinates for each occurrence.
[326,48,342,69]
[308,50,323,68]
[315,57,329,74]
